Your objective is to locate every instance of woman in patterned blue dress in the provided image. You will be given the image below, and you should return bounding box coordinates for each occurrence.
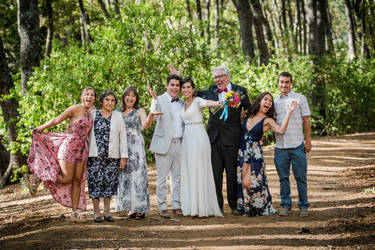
[115,86,161,220]
[87,90,128,223]
[237,92,296,216]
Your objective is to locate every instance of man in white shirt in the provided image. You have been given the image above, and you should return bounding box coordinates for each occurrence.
[274,72,312,217]
[149,74,184,218]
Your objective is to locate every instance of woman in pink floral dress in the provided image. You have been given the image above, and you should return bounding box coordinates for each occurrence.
[27,87,95,222]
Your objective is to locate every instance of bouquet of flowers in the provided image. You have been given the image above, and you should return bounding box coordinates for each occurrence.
[224,91,241,108]
[219,91,241,121]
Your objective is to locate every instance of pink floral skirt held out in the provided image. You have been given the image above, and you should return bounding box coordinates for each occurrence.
[27,131,89,210]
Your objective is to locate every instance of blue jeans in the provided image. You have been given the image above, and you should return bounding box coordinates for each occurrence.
[274,143,309,209]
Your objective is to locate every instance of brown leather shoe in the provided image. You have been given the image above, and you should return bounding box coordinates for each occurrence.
[159,210,171,218]
[172,209,183,216]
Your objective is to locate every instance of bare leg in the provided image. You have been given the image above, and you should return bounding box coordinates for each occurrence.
[71,162,85,211]
[242,163,251,195]
[103,197,111,217]
[92,198,101,218]
[57,160,75,185]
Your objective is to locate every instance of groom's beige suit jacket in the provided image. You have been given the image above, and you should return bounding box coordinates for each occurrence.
[149,92,184,155]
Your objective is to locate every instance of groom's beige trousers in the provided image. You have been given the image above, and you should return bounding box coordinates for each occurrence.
[155,138,181,212]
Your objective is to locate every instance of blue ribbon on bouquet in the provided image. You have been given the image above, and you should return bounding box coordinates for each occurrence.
[219,103,229,121]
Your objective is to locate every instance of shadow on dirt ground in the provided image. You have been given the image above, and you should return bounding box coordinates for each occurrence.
[1,133,375,249]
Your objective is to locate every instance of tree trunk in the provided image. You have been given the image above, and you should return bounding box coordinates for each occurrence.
[359,1,370,59]
[281,0,287,30]
[215,0,220,46]
[196,0,203,21]
[287,0,294,32]
[302,0,307,54]
[352,0,370,59]
[324,1,335,55]
[369,2,375,53]
[186,0,193,21]
[98,0,110,19]
[196,0,204,37]
[43,0,54,58]
[78,0,92,45]
[305,0,327,132]
[0,36,25,188]
[233,0,255,63]
[220,0,225,16]
[0,140,10,179]
[295,0,302,52]
[250,0,270,65]
[259,1,275,55]
[206,0,211,45]
[17,0,41,91]
[114,0,120,15]
[265,3,280,52]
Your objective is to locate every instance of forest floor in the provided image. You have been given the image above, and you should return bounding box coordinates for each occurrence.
[0,133,375,249]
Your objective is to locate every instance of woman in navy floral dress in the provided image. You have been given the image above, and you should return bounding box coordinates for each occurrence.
[237,92,296,216]
[87,90,128,222]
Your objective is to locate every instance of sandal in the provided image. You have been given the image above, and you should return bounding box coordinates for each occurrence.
[71,210,87,223]
[28,174,41,196]
[136,213,145,220]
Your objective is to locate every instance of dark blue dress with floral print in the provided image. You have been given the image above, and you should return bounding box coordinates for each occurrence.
[87,110,120,199]
[236,117,276,216]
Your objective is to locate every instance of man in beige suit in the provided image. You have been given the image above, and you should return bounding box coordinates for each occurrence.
[150,74,184,218]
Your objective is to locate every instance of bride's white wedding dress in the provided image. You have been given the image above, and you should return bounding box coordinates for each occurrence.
[180,97,223,217]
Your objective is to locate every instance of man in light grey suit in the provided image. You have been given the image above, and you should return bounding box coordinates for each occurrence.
[150,74,184,218]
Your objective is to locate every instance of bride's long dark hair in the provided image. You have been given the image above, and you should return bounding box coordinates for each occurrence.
[246,92,276,119]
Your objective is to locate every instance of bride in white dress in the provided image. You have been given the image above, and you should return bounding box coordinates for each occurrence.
[180,78,223,217]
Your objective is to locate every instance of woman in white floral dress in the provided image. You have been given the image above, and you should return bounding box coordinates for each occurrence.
[115,86,161,219]
[237,92,296,216]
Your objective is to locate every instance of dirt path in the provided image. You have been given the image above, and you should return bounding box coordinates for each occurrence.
[1,133,375,249]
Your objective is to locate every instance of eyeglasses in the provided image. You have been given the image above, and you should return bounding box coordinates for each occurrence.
[213,74,227,80]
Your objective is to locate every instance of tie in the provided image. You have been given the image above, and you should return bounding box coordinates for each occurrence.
[171,98,179,103]
[218,88,228,94]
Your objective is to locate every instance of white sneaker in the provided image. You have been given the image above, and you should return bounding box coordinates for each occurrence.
[279,207,290,216]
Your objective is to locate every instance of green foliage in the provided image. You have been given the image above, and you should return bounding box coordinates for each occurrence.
[321,56,375,134]
[11,165,28,183]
